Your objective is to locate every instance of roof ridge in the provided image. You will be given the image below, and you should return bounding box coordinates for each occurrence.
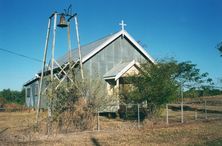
[72,30,120,51]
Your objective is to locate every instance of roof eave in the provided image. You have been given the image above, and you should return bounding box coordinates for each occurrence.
[82,30,123,63]
[103,60,140,81]
[23,77,39,86]
[122,30,156,64]
[81,30,156,65]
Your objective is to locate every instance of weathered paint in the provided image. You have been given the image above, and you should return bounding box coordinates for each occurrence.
[24,33,152,109]
[24,78,48,109]
[83,36,148,94]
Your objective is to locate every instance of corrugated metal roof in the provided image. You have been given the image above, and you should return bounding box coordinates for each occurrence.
[103,62,131,78]
[25,29,155,86]
[56,32,119,66]
[25,32,119,86]
[23,76,39,86]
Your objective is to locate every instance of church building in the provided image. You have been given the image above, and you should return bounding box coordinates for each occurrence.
[23,21,155,109]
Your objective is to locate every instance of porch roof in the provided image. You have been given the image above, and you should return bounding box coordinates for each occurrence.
[103,60,139,81]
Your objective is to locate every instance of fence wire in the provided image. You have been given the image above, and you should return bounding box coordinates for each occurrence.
[1,99,222,135]
[97,103,144,131]
[166,99,222,124]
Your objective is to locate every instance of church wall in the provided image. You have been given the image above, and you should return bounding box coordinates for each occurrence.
[24,78,48,109]
[83,36,149,95]
[23,34,152,109]
[24,81,38,108]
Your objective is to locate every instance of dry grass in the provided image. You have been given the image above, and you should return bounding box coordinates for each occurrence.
[0,111,222,146]
[201,95,222,100]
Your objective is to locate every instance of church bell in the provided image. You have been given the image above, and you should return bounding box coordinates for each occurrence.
[57,14,68,28]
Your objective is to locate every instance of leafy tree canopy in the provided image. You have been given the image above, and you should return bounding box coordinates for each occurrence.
[217,42,222,56]
[175,61,214,89]
[120,59,214,115]
[0,88,25,104]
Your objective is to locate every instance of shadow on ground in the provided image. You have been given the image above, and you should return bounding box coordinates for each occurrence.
[91,137,101,146]
[205,139,222,146]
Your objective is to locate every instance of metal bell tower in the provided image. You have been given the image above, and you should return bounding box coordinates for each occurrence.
[36,5,84,123]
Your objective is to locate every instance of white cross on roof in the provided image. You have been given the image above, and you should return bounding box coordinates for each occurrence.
[119,20,126,31]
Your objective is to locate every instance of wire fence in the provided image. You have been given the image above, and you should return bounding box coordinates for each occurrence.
[95,103,144,131]
[166,99,222,124]
[95,98,222,130]
[1,99,222,135]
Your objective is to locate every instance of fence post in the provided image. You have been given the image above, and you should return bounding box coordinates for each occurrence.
[97,109,100,131]
[125,104,128,120]
[180,84,184,124]
[166,104,169,125]
[204,100,207,120]
[195,109,197,120]
[137,104,140,128]
[181,102,184,123]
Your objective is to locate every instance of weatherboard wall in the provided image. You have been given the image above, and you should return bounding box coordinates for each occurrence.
[24,35,151,109]
[83,36,148,91]
[24,79,48,109]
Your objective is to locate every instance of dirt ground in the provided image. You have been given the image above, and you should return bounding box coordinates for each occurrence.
[0,111,222,146]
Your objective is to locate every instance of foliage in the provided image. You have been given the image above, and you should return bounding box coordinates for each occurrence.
[0,97,7,107]
[4,103,24,111]
[120,59,213,116]
[121,60,179,115]
[175,61,214,89]
[47,78,112,119]
[0,88,25,104]
[217,42,222,56]
[44,74,111,133]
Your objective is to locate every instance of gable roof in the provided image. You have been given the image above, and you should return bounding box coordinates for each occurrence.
[122,30,156,64]
[56,32,117,66]
[24,30,155,86]
[103,60,140,81]
[57,30,156,66]
[23,76,39,86]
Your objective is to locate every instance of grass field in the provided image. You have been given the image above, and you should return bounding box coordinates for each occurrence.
[0,111,222,146]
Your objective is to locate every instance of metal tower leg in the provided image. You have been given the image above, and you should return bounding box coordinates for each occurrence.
[74,16,84,80]
[67,22,72,67]
[36,15,53,124]
[48,13,57,119]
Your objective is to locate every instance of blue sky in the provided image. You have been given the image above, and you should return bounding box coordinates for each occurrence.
[0,0,222,90]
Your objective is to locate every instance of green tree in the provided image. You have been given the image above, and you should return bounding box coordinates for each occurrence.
[0,89,12,101]
[121,60,179,115]
[0,97,7,107]
[217,42,222,56]
[16,89,25,104]
[0,88,25,104]
[121,59,213,116]
[176,61,213,91]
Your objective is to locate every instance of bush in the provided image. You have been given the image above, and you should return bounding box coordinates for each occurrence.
[4,103,24,111]
[0,97,6,108]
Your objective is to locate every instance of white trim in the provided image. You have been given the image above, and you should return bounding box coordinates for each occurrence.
[122,30,156,64]
[104,76,115,80]
[25,30,155,86]
[82,30,156,64]
[82,30,123,63]
[115,60,139,81]
[104,60,140,81]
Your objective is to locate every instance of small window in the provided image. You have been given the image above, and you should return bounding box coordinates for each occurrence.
[26,88,30,97]
[34,84,38,96]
